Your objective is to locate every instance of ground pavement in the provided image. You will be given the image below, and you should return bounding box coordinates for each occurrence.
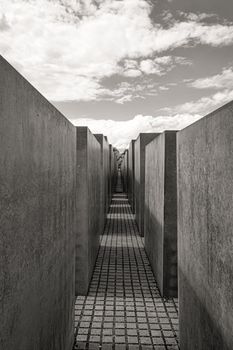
[74,176,179,350]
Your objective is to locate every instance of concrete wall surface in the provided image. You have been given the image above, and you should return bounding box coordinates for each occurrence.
[94,134,109,233]
[109,145,118,198]
[145,131,177,297]
[121,150,128,193]
[128,140,135,213]
[108,145,113,201]
[135,133,160,235]
[0,56,76,350]
[178,101,233,350]
[75,127,101,295]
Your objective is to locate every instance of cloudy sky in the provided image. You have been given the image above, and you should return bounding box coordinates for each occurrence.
[1,0,233,149]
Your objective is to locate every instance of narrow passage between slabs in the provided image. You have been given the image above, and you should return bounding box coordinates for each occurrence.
[74,173,179,350]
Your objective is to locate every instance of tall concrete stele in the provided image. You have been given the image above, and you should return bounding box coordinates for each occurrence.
[128,140,136,213]
[94,134,110,233]
[144,131,178,298]
[134,133,160,236]
[75,127,101,296]
[178,101,233,350]
[0,55,75,350]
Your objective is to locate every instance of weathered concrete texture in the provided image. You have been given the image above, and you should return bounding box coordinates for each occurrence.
[121,150,128,193]
[0,56,75,350]
[128,140,135,213]
[76,127,101,296]
[178,101,233,350]
[94,134,109,233]
[144,131,177,298]
[109,145,118,198]
[108,145,114,201]
[104,137,111,210]
[135,133,160,235]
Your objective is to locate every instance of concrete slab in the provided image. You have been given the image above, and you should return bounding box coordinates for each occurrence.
[145,131,177,297]
[178,101,233,350]
[128,140,135,213]
[76,127,101,296]
[109,145,118,199]
[134,133,160,235]
[95,134,110,233]
[0,56,75,350]
[121,150,128,193]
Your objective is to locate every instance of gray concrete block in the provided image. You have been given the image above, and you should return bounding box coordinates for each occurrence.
[0,56,75,350]
[135,133,160,235]
[95,134,109,232]
[145,131,177,297]
[128,140,135,213]
[75,127,101,295]
[121,150,128,193]
[109,145,118,199]
[178,101,233,350]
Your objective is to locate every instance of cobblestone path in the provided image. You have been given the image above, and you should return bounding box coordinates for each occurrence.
[74,180,179,350]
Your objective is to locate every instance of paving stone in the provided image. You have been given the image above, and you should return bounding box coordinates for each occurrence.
[128,346,140,350]
[88,344,99,350]
[115,345,127,350]
[101,345,112,350]
[76,335,88,342]
[102,335,113,343]
[89,336,100,342]
[127,336,138,344]
[140,337,152,345]
[114,336,126,343]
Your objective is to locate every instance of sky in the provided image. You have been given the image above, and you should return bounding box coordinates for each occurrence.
[1,0,233,149]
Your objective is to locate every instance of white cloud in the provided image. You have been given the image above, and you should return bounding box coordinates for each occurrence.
[1,1,233,101]
[140,56,191,75]
[123,69,142,78]
[115,94,134,104]
[190,67,233,90]
[159,86,170,91]
[163,89,233,115]
[179,12,218,22]
[73,113,202,149]
[140,59,162,75]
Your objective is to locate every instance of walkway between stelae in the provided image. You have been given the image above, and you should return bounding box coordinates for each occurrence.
[74,175,179,350]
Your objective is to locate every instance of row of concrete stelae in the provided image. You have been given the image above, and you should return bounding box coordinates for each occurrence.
[119,105,233,350]
[1,55,233,350]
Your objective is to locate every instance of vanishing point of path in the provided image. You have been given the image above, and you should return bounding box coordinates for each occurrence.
[74,176,179,350]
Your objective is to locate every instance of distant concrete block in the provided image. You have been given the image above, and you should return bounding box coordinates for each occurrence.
[145,131,177,297]
[178,101,233,350]
[0,56,75,350]
[135,133,160,235]
[128,140,135,213]
[109,145,118,199]
[95,134,109,232]
[121,150,128,193]
[76,127,101,295]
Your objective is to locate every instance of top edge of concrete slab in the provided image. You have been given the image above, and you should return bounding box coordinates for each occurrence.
[179,100,233,134]
[0,55,74,129]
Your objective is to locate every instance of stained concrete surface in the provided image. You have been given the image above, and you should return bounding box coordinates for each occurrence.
[145,131,177,298]
[75,127,101,296]
[128,140,135,213]
[0,56,75,350]
[178,101,233,350]
[121,150,128,193]
[134,133,160,235]
[94,134,109,233]
[109,145,118,200]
